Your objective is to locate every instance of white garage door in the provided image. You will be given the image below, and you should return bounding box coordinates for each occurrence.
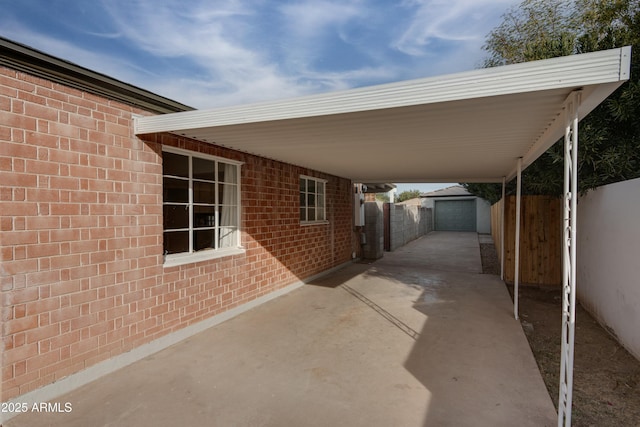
[434,199,476,231]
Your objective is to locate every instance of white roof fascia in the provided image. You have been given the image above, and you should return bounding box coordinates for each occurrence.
[134,47,629,136]
[134,47,630,184]
[505,46,631,181]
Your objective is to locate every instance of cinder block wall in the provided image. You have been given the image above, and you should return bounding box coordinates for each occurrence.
[363,201,383,260]
[389,205,432,251]
[0,65,357,400]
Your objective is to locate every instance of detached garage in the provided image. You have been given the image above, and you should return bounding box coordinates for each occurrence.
[435,199,477,231]
[422,186,490,233]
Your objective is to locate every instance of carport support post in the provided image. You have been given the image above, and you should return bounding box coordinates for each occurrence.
[558,90,581,427]
[513,159,522,320]
[500,177,506,281]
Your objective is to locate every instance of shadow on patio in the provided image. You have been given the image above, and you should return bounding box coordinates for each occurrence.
[6,232,556,427]
[364,232,557,426]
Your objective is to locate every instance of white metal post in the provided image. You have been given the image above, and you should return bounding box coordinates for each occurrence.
[558,90,581,427]
[514,159,522,320]
[500,177,506,281]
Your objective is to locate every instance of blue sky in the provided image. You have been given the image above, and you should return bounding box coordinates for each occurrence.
[1,0,521,193]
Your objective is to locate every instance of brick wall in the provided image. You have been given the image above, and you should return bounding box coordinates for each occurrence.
[0,65,356,400]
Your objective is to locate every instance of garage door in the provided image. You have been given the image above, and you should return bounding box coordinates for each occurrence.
[434,199,476,231]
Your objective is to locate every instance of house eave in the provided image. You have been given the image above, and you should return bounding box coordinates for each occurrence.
[0,36,193,115]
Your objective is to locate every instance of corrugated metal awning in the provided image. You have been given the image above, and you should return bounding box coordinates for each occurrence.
[134,47,630,183]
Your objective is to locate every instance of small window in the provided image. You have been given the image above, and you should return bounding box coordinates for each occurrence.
[300,176,326,224]
[163,148,241,259]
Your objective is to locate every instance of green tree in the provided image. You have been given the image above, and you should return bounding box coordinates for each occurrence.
[575,0,640,190]
[375,192,390,203]
[482,0,577,67]
[461,183,504,205]
[395,189,421,203]
[464,0,640,202]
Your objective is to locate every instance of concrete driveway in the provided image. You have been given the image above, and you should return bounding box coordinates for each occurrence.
[6,232,556,427]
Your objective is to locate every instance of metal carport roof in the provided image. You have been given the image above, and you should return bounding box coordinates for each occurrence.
[134,46,630,184]
[135,46,631,427]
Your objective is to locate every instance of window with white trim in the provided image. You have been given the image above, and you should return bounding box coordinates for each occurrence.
[162,148,241,259]
[300,176,326,223]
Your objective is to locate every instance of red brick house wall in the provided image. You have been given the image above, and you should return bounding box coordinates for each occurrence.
[0,65,358,400]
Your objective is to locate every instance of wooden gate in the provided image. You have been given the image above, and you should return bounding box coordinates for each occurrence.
[492,195,562,286]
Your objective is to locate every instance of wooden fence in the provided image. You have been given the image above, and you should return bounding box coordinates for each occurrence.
[491,195,562,287]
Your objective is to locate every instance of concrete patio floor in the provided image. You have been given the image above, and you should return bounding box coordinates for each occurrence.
[6,231,557,427]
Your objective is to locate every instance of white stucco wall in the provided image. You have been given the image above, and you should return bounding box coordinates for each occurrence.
[422,196,491,234]
[577,177,640,360]
[476,198,491,234]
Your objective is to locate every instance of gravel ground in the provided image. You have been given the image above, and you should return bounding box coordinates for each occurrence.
[479,240,640,426]
[479,243,500,275]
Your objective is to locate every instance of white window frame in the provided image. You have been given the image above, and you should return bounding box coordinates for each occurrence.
[162,146,244,267]
[300,175,328,225]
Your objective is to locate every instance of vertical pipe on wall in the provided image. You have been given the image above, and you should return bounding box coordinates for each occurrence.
[500,176,506,281]
[514,158,522,320]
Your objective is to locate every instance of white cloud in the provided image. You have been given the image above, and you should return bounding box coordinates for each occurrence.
[393,0,520,56]
[273,1,383,86]
[92,0,369,106]
[278,1,363,39]
[2,0,522,109]
[0,23,152,83]
[100,1,257,64]
[93,0,401,107]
